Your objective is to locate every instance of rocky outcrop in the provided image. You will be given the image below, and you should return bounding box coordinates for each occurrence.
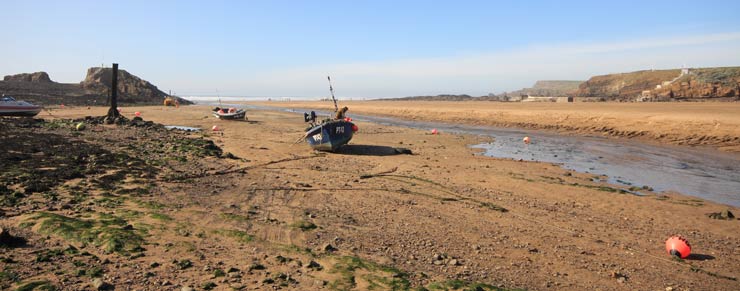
[575,67,740,101]
[652,67,740,100]
[81,67,167,101]
[0,67,192,105]
[575,69,681,100]
[3,72,53,83]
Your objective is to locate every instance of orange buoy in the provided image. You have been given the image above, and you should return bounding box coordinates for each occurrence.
[523,136,531,144]
[431,128,438,135]
[134,111,141,117]
[665,236,691,259]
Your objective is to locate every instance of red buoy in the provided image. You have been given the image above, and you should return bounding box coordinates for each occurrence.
[431,128,438,135]
[345,117,353,122]
[665,236,691,259]
[134,111,141,117]
[351,124,358,132]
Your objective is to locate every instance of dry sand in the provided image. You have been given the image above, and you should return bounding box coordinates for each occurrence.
[1,105,739,291]
[248,101,740,152]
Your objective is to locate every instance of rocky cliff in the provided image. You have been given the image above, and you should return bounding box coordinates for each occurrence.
[3,72,53,83]
[0,67,191,105]
[575,67,740,101]
[80,67,171,103]
[650,67,740,101]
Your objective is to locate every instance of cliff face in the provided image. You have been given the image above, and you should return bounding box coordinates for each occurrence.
[3,72,53,83]
[81,67,169,101]
[651,67,740,100]
[575,67,740,101]
[575,69,681,100]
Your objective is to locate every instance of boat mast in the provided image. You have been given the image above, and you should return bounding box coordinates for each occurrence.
[327,76,339,112]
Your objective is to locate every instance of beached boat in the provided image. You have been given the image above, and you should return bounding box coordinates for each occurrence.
[301,76,358,152]
[0,96,42,117]
[212,107,247,120]
[304,118,356,151]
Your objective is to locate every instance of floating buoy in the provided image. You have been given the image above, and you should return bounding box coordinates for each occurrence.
[75,122,86,131]
[351,124,359,132]
[134,111,141,117]
[431,128,438,135]
[523,136,531,144]
[665,236,691,259]
[212,125,220,131]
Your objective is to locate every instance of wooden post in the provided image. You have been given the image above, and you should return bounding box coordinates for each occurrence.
[106,63,120,118]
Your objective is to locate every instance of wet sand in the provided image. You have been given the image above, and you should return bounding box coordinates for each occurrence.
[2,105,739,291]
[248,101,740,152]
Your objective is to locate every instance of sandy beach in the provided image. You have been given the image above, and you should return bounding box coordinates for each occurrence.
[1,105,738,291]
[249,101,740,152]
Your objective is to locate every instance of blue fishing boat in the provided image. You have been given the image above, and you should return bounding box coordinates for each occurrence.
[301,76,358,152]
[304,119,356,151]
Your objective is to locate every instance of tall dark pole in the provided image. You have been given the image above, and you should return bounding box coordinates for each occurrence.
[107,63,120,118]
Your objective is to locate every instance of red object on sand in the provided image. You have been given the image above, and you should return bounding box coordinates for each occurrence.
[665,236,691,259]
[212,125,219,131]
[431,128,438,135]
[135,111,141,117]
[60,104,65,108]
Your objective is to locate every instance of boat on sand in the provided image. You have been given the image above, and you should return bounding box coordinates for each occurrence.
[212,107,247,120]
[0,96,42,117]
[301,77,358,152]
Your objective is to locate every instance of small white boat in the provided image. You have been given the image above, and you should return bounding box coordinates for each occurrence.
[212,107,247,120]
[0,96,42,117]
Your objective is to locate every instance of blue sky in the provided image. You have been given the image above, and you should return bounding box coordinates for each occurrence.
[2,0,740,98]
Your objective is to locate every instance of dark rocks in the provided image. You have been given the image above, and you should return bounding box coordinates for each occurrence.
[707,209,735,220]
[322,243,337,253]
[0,228,27,247]
[307,260,323,270]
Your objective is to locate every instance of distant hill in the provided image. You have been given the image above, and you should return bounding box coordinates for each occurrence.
[575,67,740,101]
[0,67,191,106]
[500,80,584,98]
[381,94,479,101]
[383,80,584,101]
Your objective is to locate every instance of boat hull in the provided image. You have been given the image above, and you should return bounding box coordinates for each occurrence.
[0,106,42,117]
[305,120,354,152]
[212,109,247,120]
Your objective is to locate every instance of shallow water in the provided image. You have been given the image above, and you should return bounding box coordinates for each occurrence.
[240,104,740,207]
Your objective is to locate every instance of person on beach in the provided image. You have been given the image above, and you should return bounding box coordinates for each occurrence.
[335,106,349,120]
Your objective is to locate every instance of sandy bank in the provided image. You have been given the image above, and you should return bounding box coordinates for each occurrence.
[248,101,740,152]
